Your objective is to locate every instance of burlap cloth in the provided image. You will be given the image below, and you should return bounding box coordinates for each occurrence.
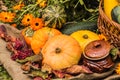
[0,23,31,80]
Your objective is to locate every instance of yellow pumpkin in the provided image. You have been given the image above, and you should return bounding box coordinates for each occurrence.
[70,30,100,51]
[31,27,62,54]
[41,34,82,70]
[104,0,118,19]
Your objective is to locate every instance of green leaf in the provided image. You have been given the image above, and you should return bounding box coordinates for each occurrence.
[110,48,119,61]
[79,0,84,5]
[16,54,42,63]
[28,70,48,79]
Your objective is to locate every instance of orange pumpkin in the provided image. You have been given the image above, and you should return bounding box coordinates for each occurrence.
[21,27,35,46]
[41,34,82,70]
[31,27,62,54]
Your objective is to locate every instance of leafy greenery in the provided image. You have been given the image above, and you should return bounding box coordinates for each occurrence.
[2,0,99,22]
[0,65,12,80]
[65,0,99,21]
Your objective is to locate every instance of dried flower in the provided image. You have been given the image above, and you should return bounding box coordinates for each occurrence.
[21,14,34,26]
[0,11,16,22]
[30,18,44,30]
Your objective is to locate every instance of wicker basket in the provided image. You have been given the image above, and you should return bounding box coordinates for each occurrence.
[98,0,120,49]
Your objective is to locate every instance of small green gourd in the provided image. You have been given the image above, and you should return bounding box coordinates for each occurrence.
[111,5,120,23]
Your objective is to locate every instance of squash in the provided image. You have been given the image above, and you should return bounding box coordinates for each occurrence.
[111,5,120,24]
[104,0,119,19]
[42,5,67,29]
[41,34,82,70]
[60,20,98,35]
[70,30,100,51]
[21,27,35,46]
[31,27,62,54]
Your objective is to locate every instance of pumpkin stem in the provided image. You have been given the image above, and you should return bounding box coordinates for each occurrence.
[83,34,88,39]
[117,0,120,3]
[25,27,34,37]
[55,48,61,53]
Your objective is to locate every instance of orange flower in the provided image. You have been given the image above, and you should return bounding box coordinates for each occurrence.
[37,0,47,8]
[13,3,24,10]
[21,14,34,26]
[11,24,17,28]
[98,34,107,41]
[115,63,120,75]
[30,18,44,30]
[0,12,16,22]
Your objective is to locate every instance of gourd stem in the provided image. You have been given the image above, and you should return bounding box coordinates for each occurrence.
[83,34,88,39]
[55,48,61,53]
[25,27,34,37]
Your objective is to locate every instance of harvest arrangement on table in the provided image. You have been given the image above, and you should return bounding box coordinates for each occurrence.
[0,0,120,80]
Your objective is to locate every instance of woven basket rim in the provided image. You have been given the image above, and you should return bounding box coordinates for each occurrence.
[99,0,120,30]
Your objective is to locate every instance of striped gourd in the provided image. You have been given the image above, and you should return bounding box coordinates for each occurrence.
[42,5,67,29]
